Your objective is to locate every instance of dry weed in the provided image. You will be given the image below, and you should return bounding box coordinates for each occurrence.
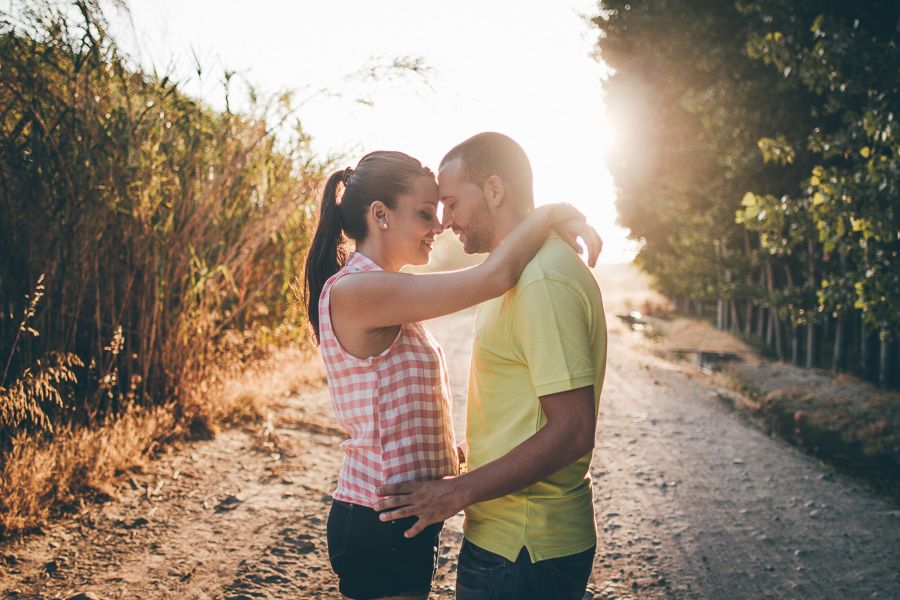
[0,404,175,537]
[197,347,325,432]
[0,346,325,538]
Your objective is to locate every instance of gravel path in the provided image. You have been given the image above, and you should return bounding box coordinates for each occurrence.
[589,319,900,599]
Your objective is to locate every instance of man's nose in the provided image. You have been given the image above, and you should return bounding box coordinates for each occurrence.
[441,210,454,230]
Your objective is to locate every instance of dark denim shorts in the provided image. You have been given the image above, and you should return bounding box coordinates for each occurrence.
[326,499,443,599]
[456,539,595,600]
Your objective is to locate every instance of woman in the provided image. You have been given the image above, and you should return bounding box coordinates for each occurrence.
[304,150,597,600]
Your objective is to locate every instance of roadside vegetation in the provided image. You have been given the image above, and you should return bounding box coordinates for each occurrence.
[594,1,899,387]
[0,0,327,537]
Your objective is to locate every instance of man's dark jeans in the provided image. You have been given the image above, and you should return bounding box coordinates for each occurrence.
[456,539,595,600]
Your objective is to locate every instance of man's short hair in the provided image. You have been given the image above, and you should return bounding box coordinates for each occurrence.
[440,132,534,206]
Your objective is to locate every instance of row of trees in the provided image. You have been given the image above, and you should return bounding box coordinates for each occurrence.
[595,1,899,387]
[1,0,326,443]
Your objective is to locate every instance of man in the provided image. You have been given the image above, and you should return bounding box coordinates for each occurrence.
[377,132,607,599]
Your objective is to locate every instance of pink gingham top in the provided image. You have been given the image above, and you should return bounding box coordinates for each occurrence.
[319,252,459,508]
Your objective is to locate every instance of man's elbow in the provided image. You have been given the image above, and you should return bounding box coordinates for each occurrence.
[569,421,596,458]
[541,387,597,459]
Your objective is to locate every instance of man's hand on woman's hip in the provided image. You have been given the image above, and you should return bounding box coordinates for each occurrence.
[376,476,469,538]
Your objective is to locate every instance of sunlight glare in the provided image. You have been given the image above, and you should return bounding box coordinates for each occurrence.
[112,0,637,263]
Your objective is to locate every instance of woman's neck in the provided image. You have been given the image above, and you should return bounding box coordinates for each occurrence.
[354,240,401,273]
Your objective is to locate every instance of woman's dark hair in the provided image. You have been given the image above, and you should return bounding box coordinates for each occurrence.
[304,150,433,343]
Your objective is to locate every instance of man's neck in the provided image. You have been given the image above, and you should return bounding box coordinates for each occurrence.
[488,206,530,252]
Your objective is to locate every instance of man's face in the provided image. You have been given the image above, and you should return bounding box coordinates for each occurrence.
[438,158,495,254]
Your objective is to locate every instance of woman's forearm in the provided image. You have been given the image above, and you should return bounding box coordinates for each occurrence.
[478,204,559,295]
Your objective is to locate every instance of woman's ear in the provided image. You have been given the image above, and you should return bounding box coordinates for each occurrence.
[483,175,506,208]
[370,200,390,230]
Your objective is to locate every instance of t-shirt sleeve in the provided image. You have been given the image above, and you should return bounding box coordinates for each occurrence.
[511,277,595,397]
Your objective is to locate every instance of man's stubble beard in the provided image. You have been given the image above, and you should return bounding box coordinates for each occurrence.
[462,194,495,254]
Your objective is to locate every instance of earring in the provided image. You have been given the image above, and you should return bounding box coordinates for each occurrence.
[381,222,388,229]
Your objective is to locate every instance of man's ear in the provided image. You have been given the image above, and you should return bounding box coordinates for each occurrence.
[483,175,506,208]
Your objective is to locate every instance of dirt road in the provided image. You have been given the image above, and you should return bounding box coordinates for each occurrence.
[2,266,899,599]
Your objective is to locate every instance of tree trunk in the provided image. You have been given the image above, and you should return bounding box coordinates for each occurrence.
[757,272,767,341]
[860,317,871,379]
[791,321,800,365]
[878,330,890,388]
[784,265,799,364]
[832,251,848,373]
[742,230,755,339]
[765,260,784,360]
[744,302,754,338]
[832,315,846,373]
[730,300,740,334]
[757,305,766,340]
[806,322,818,369]
[805,237,818,368]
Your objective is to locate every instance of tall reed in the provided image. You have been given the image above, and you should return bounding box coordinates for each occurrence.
[0,0,325,441]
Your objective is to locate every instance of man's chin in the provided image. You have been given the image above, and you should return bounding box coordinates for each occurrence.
[455,231,486,254]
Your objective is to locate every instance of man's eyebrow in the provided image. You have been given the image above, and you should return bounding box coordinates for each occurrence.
[439,194,455,202]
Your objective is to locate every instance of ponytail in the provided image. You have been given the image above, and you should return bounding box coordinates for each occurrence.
[304,169,349,343]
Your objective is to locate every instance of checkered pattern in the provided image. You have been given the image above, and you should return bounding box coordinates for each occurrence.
[318,252,459,508]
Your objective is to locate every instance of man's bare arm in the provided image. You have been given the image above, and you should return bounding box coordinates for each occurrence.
[376,385,597,537]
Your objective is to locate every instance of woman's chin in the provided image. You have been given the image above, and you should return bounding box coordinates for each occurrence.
[411,248,432,266]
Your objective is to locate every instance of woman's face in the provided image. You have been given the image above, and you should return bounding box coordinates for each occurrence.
[384,175,443,267]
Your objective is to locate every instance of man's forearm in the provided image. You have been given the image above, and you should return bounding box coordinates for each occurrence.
[374,387,597,537]
[451,421,594,508]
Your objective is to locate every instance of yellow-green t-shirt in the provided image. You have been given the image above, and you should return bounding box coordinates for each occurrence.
[464,235,607,562]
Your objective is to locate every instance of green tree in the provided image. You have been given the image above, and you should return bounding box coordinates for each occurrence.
[594,0,900,385]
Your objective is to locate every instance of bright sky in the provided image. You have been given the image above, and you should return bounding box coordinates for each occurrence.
[110,0,636,263]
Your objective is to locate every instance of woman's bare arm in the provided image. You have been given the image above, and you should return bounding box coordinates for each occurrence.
[331,204,600,328]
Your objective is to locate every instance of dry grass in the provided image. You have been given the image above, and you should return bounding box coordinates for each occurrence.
[0,1,330,538]
[0,346,326,539]
[0,403,175,536]
[0,1,327,438]
[0,352,83,439]
[637,297,675,319]
[182,346,326,435]
[715,361,900,499]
